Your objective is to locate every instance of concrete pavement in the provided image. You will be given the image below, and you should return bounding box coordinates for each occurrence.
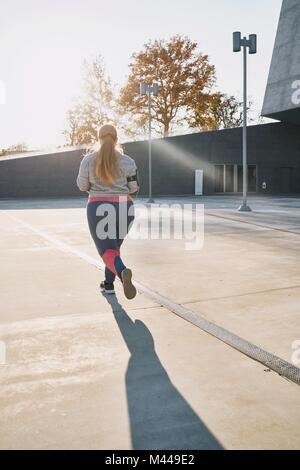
[0,195,300,449]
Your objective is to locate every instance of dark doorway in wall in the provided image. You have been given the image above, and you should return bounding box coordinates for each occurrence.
[248,165,257,192]
[214,164,257,193]
[238,165,257,192]
[225,165,234,192]
[238,166,243,193]
[280,167,292,193]
[214,165,224,192]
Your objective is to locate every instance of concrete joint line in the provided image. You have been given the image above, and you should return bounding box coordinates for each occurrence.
[5,212,300,386]
[205,211,300,236]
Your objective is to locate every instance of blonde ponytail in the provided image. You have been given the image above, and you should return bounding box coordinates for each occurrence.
[95,124,120,184]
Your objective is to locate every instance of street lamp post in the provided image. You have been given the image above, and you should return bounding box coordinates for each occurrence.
[233,32,257,212]
[140,82,159,204]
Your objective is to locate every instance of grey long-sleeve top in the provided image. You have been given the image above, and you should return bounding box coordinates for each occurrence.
[76,151,139,196]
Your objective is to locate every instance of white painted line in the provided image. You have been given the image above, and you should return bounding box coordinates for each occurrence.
[5,212,300,386]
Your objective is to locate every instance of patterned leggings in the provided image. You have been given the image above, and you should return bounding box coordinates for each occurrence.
[86,196,135,283]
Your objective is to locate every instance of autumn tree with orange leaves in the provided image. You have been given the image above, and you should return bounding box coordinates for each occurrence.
[188,92,253,131]
[118,35,217,137]
[64,38,250,144]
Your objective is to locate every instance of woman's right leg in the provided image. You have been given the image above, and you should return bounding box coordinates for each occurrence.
[115,199,136,299]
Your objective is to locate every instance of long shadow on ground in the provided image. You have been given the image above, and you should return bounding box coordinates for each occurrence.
[103,294,223,450]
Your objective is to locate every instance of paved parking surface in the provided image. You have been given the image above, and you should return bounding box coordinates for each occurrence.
[0,195,299,449]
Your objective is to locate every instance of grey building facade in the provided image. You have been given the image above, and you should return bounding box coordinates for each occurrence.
[124,122,300,196]
[0,121,299,198]
[262,0,300,124]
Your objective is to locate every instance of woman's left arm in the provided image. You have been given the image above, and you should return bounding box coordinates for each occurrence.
[76,156,91,192]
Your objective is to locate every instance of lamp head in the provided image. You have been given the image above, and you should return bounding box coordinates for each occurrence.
[249,34,257,54]
[233,32,241,52]
[140,82,147,96]
[152,83,159,96]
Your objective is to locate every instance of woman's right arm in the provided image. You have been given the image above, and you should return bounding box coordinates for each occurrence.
[76,156,91,192]
[127,160,139,195]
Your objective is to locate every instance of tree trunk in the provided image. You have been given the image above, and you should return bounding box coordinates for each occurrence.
[163,125,170,138]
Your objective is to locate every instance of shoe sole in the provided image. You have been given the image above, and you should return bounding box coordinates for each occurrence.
[121,268,137,300]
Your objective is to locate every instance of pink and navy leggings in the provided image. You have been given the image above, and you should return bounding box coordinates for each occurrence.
[87,196,135,284]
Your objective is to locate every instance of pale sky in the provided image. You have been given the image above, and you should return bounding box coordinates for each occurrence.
[0,0,282,149]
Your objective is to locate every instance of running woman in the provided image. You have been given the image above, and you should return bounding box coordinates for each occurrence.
[76,124,139,299]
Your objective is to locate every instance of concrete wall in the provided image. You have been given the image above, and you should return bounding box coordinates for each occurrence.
[262,0,300,124]
[0,122,299,198]
[123,122,300,195]
[0,149,84,198]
